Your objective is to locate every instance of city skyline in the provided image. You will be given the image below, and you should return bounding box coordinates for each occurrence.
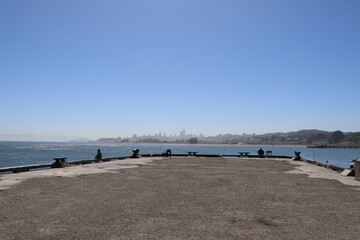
[0,128,356,142]
[1,1,359,141]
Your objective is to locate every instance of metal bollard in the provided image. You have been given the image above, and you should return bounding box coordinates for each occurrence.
[131,149,141,158]
[292,151,301,161]
[52,157,70,168]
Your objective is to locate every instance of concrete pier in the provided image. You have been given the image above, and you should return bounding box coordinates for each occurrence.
[0,157,360,239]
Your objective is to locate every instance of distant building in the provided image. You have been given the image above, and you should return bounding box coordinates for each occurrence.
[180,129,186,137]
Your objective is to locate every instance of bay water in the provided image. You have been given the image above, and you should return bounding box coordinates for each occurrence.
[0,141,359,169]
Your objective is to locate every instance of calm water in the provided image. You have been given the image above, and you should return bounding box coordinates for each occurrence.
[0,141,359,168]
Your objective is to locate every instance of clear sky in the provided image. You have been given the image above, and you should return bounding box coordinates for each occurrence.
[0,0,359,141]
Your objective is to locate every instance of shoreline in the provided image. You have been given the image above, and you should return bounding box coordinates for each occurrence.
[92,142,307,147]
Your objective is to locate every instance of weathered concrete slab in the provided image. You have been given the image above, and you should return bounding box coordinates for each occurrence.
[0,157,360,240]
[341,169,355,176]
[0,157,159,190]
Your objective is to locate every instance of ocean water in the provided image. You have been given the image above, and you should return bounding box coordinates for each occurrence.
[0,141,359,169]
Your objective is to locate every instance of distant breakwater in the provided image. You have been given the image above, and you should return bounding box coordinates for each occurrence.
[307,145,360,149]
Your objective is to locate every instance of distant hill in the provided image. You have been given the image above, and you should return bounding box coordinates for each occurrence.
[341,132,360,145]
[288,129,330,139]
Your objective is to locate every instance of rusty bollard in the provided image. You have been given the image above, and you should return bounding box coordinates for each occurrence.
[131,149,141,158]
[51,157,70,168]
[292,151,302,161]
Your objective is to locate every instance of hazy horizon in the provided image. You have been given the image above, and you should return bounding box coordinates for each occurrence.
[1,1,359,141]
[0,128,356,142]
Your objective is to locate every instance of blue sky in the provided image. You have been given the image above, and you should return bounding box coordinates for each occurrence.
[0,0,359,141]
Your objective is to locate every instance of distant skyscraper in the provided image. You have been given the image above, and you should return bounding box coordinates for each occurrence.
[180,129,186,137]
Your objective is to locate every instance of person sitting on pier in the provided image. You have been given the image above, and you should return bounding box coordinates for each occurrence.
[257,148,265,158]
[166,149,172,157]
[95,149,102,163]
[292,151,302,161]
[162,149,172,157]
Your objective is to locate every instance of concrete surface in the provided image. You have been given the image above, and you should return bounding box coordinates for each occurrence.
[0,157,360,240]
